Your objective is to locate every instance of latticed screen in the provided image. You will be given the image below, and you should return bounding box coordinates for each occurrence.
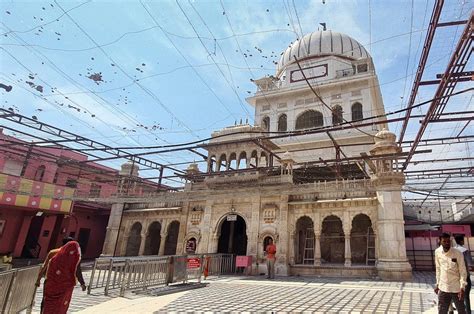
[295,110,323,130]
[278,114,287,131]
[352,103,363,121]
[262,116,270,131]
[332,106,343,125]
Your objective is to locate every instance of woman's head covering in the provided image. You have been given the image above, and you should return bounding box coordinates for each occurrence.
[46,241,81,287]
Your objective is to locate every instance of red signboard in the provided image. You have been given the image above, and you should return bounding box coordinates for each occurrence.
[187,258,201,269]
[236,255,252,267]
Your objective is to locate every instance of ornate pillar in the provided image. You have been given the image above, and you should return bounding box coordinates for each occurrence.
[216,156,222,172]
[370,129,412,280]
[288,231,295,265]
[249,197,261,275]
[176,205,189,254]
[120,235,129,256]
[209,233,219,253]
[199,200,214,253]
[226,153,231,171]
[278,195,290,275]
[207,157,212,173]
[344,235,351,267]
[159,232,167,256]
[373,224,378,261]
[139,232,147,256]
[313,211,321,266]
[314,232,321,266]
[343,212,351,267]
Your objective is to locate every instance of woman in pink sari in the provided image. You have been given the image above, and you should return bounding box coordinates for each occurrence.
[36,240,85,314]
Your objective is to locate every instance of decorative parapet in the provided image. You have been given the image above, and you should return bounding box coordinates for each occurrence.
[252,76,280,92]
[205,171,261,186]
[288,197,377,213]
[371,171,405,187]
[288,179,376,204]
[369,128,405,187]
[127,200,184,210]
[204,171,293,187]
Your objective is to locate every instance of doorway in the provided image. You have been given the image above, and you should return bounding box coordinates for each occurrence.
[125,222,142,256]
[21,215,44,258]
[217,215,247,255]
[320,215,345,264]
[164,221,180,255]
[144,221,161,255]
[78,228,91,256]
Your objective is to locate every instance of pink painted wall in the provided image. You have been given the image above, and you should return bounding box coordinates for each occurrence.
[36,215,57,259]
[0,128,159,261]
[0,128,120,197]
[406,225,472,238]
[442,224,471,237]
[67,210,109,259]
[13,215,33,257]
[43,208,110,259]
[0,208,25,254]
[405,237,439,251]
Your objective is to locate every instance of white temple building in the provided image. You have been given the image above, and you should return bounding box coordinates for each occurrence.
[102,29,412,280]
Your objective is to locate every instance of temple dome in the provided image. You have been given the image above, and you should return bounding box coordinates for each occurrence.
[277,30,370,75]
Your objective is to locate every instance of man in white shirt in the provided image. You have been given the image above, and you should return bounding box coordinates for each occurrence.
[454,234,473,314]
[435,233,467,314]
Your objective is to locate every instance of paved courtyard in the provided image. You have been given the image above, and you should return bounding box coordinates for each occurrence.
[31,271,461,313]
[157,272,438,313]
[28,271,450,313]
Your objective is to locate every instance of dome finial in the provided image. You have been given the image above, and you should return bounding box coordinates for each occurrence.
[319,22,327,31]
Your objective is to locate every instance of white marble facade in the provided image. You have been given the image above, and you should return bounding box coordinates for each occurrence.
[102,30,412,280]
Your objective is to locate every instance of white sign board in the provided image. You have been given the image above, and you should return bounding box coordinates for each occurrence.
[227,214,237,221]
[290,64,328,83]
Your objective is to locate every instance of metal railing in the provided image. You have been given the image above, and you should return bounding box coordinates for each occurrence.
[88,253,234,297]
[88,255,166,296]
[406,249,474,271]
[120,256,170,296]
[203,253,234,277]
[1,265,40,314]
[0,264,12,272]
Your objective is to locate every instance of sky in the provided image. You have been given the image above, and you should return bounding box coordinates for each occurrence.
[0,0,472,192]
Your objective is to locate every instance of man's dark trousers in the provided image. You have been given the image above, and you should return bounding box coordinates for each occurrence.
[465,276,471,314]
[438,290,466,314]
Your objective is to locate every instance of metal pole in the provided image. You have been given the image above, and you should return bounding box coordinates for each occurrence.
[88,259,98,295]
[104,258,114,296]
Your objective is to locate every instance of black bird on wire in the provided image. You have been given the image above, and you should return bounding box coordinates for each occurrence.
[0,83,12,92]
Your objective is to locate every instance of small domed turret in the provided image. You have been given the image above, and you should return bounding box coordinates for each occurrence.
[120,161,139,177]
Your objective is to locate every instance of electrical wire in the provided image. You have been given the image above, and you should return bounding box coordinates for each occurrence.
[54,0,201,140]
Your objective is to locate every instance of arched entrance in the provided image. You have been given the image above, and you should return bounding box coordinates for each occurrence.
[144,221,161,255]
[320,215,345,264]
[164,221,180,255]
[217,214,247,255]
[263,236,273,253]
[125,222,142,256]
[186,237,197,254]
[351,214,374,264]
[295,216,314,264]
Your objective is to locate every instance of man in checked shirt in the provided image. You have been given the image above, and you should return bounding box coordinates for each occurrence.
[435,233,467,314]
